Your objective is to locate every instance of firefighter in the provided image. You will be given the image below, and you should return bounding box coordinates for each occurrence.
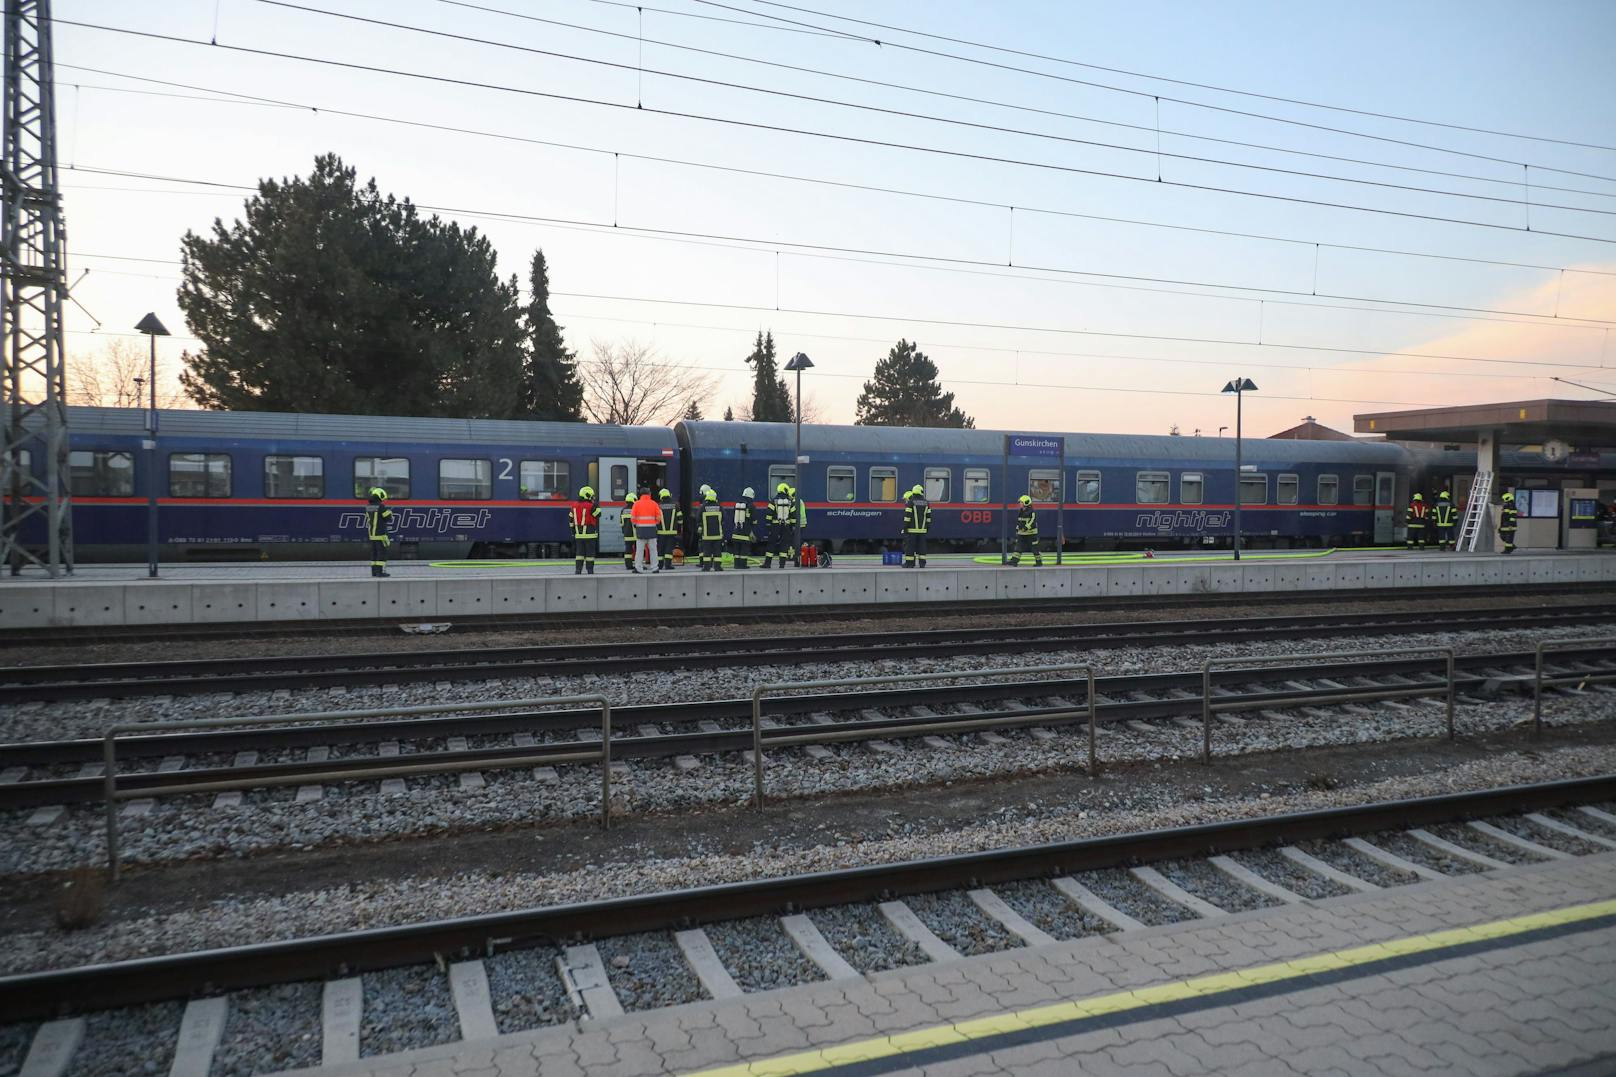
[1405,492,1428,549]
[621,492,636,570]
[698,488,725,571]
[902,484,931,568]
[365,487,394,577]
[1011,494,1042,566]
[765,482,794,568]
[571,485,600,575]
[1499,490,1518,554]
[656,488,682,571]
[789,485,807,565]
[630,487,662,572]
[730,487,756,569]
[1433,490,1456,551]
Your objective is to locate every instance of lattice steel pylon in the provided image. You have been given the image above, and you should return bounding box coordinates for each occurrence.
[2,0,73,576]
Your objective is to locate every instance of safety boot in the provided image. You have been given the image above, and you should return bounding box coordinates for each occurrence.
[586,564,594,575]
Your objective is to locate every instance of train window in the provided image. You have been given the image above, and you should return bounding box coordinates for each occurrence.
[1027,469,1061,502]
[826,466,855,502]
[608,465,628,501]
[869,467,898,502]
[1136,471,1170,505]
[1239,474,1268,505]
[1318,474,1339,505]
[924,467,951,503]
[1277,474,1299,505]
[169,452,231,498]
[963,468,990,503]
[1352,475,1374,506]
[519,460,569,499]
[263,455,324,499]
[1180,472,1204,505]
[767,464,796,494]
[1075,470,1101,504]
[355,457,410,499]
[439,458,492,500]
[69,450,134,496]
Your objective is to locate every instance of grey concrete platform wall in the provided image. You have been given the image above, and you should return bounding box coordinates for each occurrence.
[2,553,1612,629]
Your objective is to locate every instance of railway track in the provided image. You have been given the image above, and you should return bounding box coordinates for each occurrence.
[5,645,1612,811]
[3,601,1610,703]
[2,774,1613,1033]
[6,580,1609,648]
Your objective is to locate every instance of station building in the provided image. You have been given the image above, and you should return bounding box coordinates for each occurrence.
[1356,398,1616,552]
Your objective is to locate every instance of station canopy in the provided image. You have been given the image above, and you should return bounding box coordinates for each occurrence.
[1354,399,1616,447]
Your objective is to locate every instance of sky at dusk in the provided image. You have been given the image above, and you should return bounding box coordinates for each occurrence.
[50,0,1616,436]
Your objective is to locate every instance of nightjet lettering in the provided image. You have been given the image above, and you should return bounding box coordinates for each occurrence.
[1134,510,1232,533]
[338,508,494,533]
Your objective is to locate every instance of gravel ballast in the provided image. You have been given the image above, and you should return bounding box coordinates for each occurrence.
[1229,848,1352,900]
[902,890,1017,956]
[1294,839,1416,889]
[209,982,321,1077]
[1074,869,1193,926]
[1425,822,1550,866]
[705,918,821,993]
[1156,858,1279,914]
[0,1024,34,1075]
[991,880,1110,940]
[1487,815,1609,857]
[358,965,457,1058]
[809,903,925,973]
[68,1002,182,1076]
[1364,830,1484,876]
[597,933,706,1011]
[485,946,572,1034]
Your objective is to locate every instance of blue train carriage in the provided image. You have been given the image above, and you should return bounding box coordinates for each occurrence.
[51,407,676,561]
[677,420,1421,553]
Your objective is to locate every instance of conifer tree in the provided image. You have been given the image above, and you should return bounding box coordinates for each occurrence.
[522,249,584,420]
[854,339,974,428]
[744,331,792,422]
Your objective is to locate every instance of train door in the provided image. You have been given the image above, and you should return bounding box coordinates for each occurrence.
[597,457,635,553]
[1373,471,1396,544]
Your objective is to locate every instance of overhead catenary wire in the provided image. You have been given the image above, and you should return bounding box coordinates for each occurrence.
[423,0,1616,203]
[685,0,1616,175]
[61,62,1616,287]
[62,162,1616,335]
[48,17,1616,248]
[708,0,1616,154]
[252,0,1616,220]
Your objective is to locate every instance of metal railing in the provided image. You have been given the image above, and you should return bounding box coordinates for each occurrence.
[1201,647,1455,764]
[103,695,612,879]
[750,663,1096,808]
[1535,638,1616,738]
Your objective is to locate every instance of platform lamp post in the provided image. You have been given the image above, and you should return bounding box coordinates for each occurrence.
[135,313,170,578]
[784,352,813,558]
[1221,378,1258,561]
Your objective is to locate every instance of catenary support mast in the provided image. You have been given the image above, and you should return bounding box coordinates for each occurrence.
[2,0,72,575]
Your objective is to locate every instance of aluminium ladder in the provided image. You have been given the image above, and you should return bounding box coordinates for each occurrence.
[1456,471,1494,552]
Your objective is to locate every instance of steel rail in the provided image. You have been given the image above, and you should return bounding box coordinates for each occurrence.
[5,647,1611,810]
[2,773,1611,1022]
[3,603,1611,703]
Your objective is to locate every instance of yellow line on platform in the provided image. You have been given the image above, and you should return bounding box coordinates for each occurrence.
[683,897,1616,1076]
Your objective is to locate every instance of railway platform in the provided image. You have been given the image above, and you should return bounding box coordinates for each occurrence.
[280,852,1616,1077]
[1,548,1612,630]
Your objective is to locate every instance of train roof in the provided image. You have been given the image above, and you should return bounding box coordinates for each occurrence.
[678,420,1411,464]
[63,406,677,450]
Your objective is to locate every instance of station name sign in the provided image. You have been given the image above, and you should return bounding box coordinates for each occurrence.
[1006,434,1064,458]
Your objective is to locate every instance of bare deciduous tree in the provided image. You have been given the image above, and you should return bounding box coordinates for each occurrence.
[578,340,717,426]
[69,338,187,409]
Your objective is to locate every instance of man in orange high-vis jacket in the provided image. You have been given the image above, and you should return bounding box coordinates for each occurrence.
[630,487,663,573]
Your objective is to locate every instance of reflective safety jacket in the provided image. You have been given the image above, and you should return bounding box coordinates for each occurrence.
[1432,501,1455,527]
[657,498,682,536]
[770,492,795,527]
[903,495,932,534]
[730,501,755,541]
[630,494,662,528]
[1406,501,1428,529]
[1499,503,1518,532]
[365,502,393,541]
[571,500,600,539]
[700,502,725,541]
[1015,505,1038,537]
[621,500,636,539]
